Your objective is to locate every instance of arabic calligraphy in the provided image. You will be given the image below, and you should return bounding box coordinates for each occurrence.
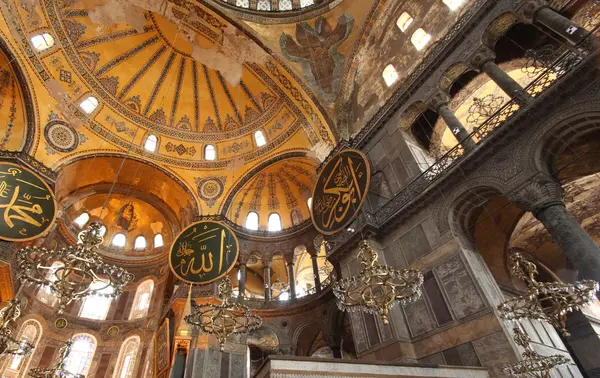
[0,162,57,241]
[311,149,370,235]
[169,221,239,284]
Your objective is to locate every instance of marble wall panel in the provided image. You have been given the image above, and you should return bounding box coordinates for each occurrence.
[349,311,368,353]
[383,239,407,269]
[472,331,517,377]
[404,297,436,337]
[399,224,431,264]
[436,255,486,319]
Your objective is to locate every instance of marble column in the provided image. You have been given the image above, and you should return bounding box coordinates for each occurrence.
[510,177,600,282]
[429,92,476,151]
[238,263,246,300]
[311,255,322,293]
[469,46,533,105]
[517,0,589,45]
[263,262,272,302]
[286,261,297,299]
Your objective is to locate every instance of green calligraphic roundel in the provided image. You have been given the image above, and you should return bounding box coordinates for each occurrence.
[169,220,239,284]
[0,161,57,242]
[310,149,371,235]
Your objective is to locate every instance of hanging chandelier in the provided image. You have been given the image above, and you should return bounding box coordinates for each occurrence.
[332,240,423,325]
[185,277,262,351]
[502,326,572,378]
[0,299,34,356]
[270,278,289,294]
[498,253,598,336]
[17,222,134,314]
[28,339,83,378]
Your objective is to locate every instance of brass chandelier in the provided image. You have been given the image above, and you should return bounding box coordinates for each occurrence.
[17,222,134,314]
[185,277,262,351]
[498,253,598,336]
[502,326,571,378]
[28,339,83,378]
[332,240,423,325]
[0,299,34,356]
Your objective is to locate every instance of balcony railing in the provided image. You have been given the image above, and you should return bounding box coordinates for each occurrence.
[328,31,598,255]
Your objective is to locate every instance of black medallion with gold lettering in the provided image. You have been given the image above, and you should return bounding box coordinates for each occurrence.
[0,162,57,241]
[169,220,239,284]
[310,149,371,235]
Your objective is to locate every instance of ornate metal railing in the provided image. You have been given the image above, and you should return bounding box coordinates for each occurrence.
[328,33,597,255]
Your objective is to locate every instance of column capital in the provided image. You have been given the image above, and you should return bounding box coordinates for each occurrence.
[427,90,450,111]
[468,45,496,70]
[515,0,548,23]
[508,176,564,214]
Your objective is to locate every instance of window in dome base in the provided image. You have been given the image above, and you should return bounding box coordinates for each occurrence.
[279,0,292,11]
[31,33,54,52]
[257,0,270,10]
[397,12,414,32]
[205,145,217,161]
[382,64,399,87]
[443,0,466,11]
[411,28,432,51]
[245,212,259,231]
[80,96,99,114]
[268,213,282,232]
[143,134,158,152]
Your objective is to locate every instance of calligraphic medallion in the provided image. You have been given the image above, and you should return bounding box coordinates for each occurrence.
[169,220,239,284]
[54,318,68,329]
[310,149,371,235]
[0,162,57,241]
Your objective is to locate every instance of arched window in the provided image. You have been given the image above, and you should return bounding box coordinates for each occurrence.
[268,213,282,232]
[63,334,96,377]
[254,130,267,147]
[134,236,146,250]
[291,209,303,226]
[245,212,259,231]
[411,28,431,51]
[80,96,99,114]
[30,33,54,52]
[279,0,292,10]
[396,12,413,32]
[236,0,249,7]
[4,320,42,375]
[37,261,64,306]
[154,234,164,248]
[307,197,313,210]
[204,145,216,161]
[443,0,466,11]
[79,281,113,320]
[112,233,126,248]
[112,336,140,378]
[143,134,158,152]
[129,279,154,320]
[382,64,398,87]
[300,0,314,6]
[73,213,90,228]
[257,0,270,10]
[99,225,107,237]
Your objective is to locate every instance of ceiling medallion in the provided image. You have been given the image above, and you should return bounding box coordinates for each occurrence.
[0,300,34,356]
[498,253,598,336]
[17,222,134,314]
[196,177,225,208]
[185,277,262,351]
[44,120,79,153]
[332,240,423,324]
[502,326,572,377]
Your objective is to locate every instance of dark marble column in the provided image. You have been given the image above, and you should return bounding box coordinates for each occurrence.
[534,7,588,45]
[311,255,322,293]
[429,92,476,151]
[286,261,296,299]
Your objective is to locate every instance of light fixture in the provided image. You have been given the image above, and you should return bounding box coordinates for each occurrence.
[332,240,423,324]
[185,277,262,351]
[0,299,34,356]
[501,326,572,378]
[28,339,83,378]
[17,222,134,314]
[498,253,598,336]
[271,278,289,294]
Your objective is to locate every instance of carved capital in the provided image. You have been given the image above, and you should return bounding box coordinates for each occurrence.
[508,176,564,214]
[515,0,548,23]
[468,45,496,70]
[428,90,450,111]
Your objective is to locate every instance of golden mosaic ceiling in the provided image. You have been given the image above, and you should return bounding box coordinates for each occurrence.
[0,0,336,225]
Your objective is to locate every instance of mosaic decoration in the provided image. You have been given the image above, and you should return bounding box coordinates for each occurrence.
[165,142,196,156]
[195,177,225,208]
[0,161,56,241]
[169,220,239,284]
[311,149,370,235]
[44,120,80,153]
[280,13,354,102]
[115,201,138,232]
